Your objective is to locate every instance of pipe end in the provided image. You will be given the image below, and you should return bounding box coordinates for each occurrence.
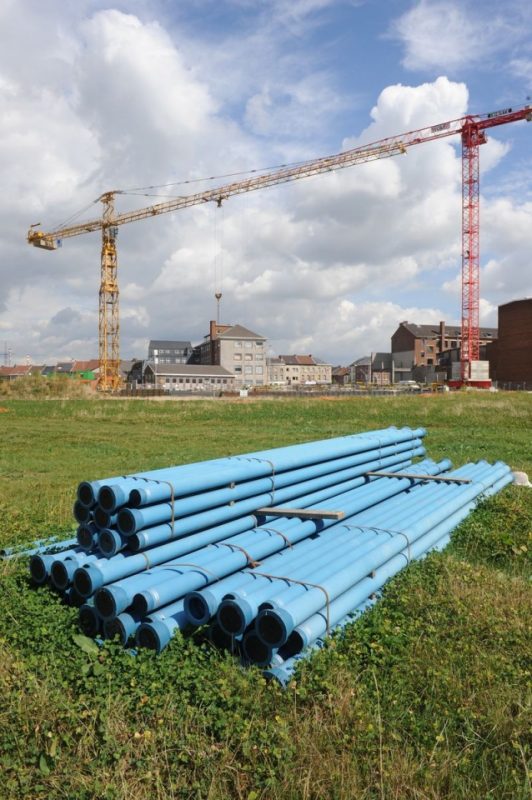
[136,619,172,653]
[256,607,293,648]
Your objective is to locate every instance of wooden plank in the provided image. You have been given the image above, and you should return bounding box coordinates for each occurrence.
[256,507,345,520]
[365,471,471,484]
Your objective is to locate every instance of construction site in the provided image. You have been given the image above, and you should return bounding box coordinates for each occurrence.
[1,4,531,800]
[20,104,532,394]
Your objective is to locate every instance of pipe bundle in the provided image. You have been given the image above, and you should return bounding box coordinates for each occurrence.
[27,427,513,684]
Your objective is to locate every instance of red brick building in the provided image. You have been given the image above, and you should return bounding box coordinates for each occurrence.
[488,299,532,383]
[391,321,497,369]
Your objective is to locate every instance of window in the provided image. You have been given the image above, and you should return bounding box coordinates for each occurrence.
[244,353,253,361]
[255,366,263,374]
[222,379,227,384]
[192,378,196,384]
[256,353,263,361]
[245,341,253,348]
[198,378,203,383]
[256,341,263,347]
[172,378,176,383]
[234,341,242,348]
[185,378,190,383]
[234,366,242,374]
[234,353,242,361]
[427,358,434,365]
[179,378,184,383]
[244,366,253,374]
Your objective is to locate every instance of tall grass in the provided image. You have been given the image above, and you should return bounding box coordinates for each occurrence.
[0,394,530,799]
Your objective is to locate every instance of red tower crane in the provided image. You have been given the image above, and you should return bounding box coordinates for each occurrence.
[28,104,531,389]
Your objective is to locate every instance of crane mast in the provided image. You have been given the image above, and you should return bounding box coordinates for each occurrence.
[28,105,531,391]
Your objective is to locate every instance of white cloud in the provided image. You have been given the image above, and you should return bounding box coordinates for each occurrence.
[0,4,531,368]
[391,1,524,72]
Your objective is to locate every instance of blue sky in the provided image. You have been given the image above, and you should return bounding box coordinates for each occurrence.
[0,0,531,364]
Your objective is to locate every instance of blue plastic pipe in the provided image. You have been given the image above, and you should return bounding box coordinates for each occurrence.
[213,460,485,635]
[255,462,511,647]
[74,454,421,600]
[117,443,425,539]
[82,426,425,510]
[129,459,450,620]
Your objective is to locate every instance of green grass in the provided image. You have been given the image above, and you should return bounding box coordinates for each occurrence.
[0,394,530,799]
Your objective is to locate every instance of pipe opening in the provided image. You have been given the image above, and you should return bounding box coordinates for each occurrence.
[74,569,92,597]
[77,526,95,551]
[132,594,149,617]
[257,613,284,646]
[29,556,47,584]
[93,507,109,529]
[118,509,135,535]
[95,588,116,619]
[219,602,244,635]
[187,595,208,623]
[129,489,142,508]
[50,561,69,590]
[278,631,304,661]
[137,625,159,650]
[74,501,91,524]
[98,486,116,513]
[209,624,233,651]
[77,483,94,508]
[99,530,116,555]
[104,618,125,643]
[244,633,270,665]
[79,607,99,637]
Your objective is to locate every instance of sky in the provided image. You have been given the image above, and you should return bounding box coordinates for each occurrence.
[1,0,531,366]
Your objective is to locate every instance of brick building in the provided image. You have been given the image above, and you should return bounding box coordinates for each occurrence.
[488,299,532,383]
[392,321,497,369]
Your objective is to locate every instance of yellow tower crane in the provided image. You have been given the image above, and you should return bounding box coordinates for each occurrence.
[27,104,530,391]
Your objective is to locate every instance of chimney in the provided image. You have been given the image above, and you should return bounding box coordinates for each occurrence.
[439,320,445,353]
[209,320,218,342]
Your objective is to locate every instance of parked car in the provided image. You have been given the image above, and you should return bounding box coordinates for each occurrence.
[397,380,421,390]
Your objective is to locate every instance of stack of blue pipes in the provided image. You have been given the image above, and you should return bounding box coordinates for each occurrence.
[28,426,513,684]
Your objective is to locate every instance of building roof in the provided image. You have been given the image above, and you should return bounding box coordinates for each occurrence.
[217,324,265,340]
[350,356,371,367]
[266,357,285,365]
[371,352,393,370]
[146,363,233,377]
[278,354,330,366]
[332,367,350,376]
[398,322,498,339]
[55,362,74,373]
[499,298,532,310]
[0,364,33,376]
[149,340,192,350]
[72,359,99,372]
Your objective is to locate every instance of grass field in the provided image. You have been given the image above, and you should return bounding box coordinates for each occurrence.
[0,394,530,799]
